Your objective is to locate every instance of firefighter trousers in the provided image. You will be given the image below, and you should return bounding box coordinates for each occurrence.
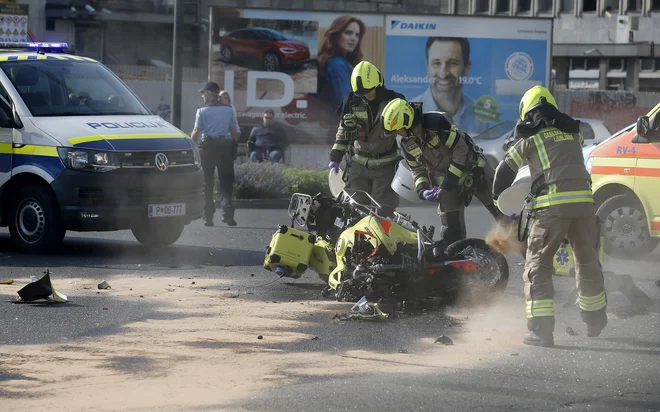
[346,161,399,216]
[524,208,607,333]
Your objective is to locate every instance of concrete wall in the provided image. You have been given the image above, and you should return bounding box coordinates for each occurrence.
[553,13,660,44]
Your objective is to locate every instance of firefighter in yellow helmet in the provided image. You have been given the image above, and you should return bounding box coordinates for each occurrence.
[381,98,506,245]
[492,85,607,347]
[329,61,406,216]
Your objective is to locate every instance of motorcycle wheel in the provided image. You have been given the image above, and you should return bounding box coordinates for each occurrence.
[445,238,509,292]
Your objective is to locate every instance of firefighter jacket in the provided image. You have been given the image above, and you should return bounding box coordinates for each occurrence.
[400,111,484,198]
[329,87,406,167]
[493,106,593,218]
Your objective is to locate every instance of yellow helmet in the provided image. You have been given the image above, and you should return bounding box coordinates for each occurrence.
[381,98,414,131]
[351,61,383,95]
[519,85,558,120]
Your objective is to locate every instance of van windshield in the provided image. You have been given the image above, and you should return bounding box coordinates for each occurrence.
[0,60,152,117]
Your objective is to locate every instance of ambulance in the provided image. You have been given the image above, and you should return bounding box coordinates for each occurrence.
[0,42,204,253]
[585,102,660,259]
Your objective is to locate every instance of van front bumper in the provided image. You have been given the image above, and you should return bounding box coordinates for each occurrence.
[51,167,205,231]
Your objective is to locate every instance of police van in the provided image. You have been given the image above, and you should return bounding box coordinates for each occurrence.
[0,42,204,253]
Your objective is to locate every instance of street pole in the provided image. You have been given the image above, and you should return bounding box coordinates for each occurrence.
[171,0,184,129]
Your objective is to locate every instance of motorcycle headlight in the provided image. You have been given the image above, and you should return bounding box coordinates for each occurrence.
[57,147,120,172]
[192,144,201,169]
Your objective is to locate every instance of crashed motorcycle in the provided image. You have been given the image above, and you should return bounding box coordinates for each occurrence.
[263,189,509,305]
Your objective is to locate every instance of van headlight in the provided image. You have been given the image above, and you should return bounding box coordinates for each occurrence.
[57,148,120,172]
[585,156,593,174]
[192,145,201,169]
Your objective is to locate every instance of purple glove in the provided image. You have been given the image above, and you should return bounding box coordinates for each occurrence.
[422,186,439,201]
[509,213,520,221]
[329,161,339,173]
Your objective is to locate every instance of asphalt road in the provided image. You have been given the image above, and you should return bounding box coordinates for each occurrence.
[1,204,659,411]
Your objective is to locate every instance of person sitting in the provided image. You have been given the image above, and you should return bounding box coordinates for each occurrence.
[247,109,288,163]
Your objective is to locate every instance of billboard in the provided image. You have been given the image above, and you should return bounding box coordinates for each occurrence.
[209,8,384,145]
[0,3,30,42]
[385,15,552,136]
[208,9,553,150]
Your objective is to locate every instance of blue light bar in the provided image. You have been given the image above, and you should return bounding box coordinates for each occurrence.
[0,42,69,50]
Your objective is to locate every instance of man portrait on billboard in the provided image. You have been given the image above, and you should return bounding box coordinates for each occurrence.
[410,37,492,135]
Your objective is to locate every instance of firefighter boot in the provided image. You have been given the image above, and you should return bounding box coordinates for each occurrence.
[524,317,555,347]
[581,308,608,337]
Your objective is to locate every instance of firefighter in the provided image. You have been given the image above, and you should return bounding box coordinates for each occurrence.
[328,61,405,217]
[492,85,607,347]
[381,98,505,246]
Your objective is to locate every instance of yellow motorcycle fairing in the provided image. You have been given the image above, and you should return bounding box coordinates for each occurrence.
[327,215,419,290]
[308,238,337,282]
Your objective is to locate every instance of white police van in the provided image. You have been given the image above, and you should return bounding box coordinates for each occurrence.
[0,42,204,253]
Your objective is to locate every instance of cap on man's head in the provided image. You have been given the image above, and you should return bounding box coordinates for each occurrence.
[199,82,220,93]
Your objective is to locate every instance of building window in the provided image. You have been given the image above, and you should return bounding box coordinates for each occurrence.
[626,0,641,11]
[475,0,490,12]
[607,78,625,91]
[604,0,619,11]
[518,0,532,12]
[583,0,597,11]
[586,58,600,70]
[609,58,625,71]
[653,0,660,9]
[561,0,575,12]
[496,0,511,12]
[641,58,654,71]
[571,58,586,70]
[539,0,554,12]
[458,0,470,14]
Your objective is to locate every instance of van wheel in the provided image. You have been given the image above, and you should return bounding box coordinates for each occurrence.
[597,194,659,259]
[9,185,65,254]
[132,220,185,249]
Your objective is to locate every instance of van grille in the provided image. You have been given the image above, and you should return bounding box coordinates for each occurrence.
[119,150,195,169]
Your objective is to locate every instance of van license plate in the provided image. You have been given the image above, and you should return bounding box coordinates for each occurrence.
[148,203,186,218]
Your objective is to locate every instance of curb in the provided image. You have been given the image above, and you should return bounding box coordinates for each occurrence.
[217,198,437,209]
[216,199,290,209]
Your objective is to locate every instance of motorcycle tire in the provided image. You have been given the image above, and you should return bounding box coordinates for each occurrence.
[445,238,509,292]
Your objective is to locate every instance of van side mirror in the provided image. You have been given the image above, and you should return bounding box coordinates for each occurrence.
[637,116,650,137]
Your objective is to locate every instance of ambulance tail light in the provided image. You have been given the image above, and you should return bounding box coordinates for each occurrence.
[57,147,120,172]
[585,156,593,174]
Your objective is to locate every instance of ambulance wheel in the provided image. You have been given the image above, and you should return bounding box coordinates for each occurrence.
[597,194,659,259]
[132,220,185,249]
[9,185,65,254]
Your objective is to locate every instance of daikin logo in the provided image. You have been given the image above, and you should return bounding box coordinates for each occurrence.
[391,20,437,31]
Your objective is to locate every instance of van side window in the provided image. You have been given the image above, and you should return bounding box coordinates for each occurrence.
[579,123,595,141]
[9,65,54,112]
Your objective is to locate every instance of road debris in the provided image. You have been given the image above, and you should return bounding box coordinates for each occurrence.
[13,270,67,303]
[435,336,453,345]
[311,336,319,340]
[257,335,263,340]
[398,347,409,354]
[98,280,111,290]
[0,279,14,285]
[566,327,577,336]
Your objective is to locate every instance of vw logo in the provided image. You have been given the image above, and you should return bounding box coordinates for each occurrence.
[154,153,169,171]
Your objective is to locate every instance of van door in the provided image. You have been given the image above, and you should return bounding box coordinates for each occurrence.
[634,106,660,237]
[0,85,13,189]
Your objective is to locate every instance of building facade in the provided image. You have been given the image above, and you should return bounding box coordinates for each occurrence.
[20,0,659,91]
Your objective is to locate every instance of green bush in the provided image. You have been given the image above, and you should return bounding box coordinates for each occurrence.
[227,162,330,199]
[282,168,330,197]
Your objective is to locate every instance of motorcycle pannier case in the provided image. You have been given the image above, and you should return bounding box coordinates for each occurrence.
[264,225,316,279]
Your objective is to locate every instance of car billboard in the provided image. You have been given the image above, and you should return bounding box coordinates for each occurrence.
[385,15,552,136]
[209,8,385,146]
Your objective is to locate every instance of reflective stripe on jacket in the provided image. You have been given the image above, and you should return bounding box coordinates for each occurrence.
[503,126,594,217]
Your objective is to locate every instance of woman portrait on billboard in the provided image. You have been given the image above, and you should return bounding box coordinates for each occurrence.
[317,15,367,111]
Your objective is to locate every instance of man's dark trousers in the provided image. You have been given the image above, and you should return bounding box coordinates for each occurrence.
[200,138,235,223]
